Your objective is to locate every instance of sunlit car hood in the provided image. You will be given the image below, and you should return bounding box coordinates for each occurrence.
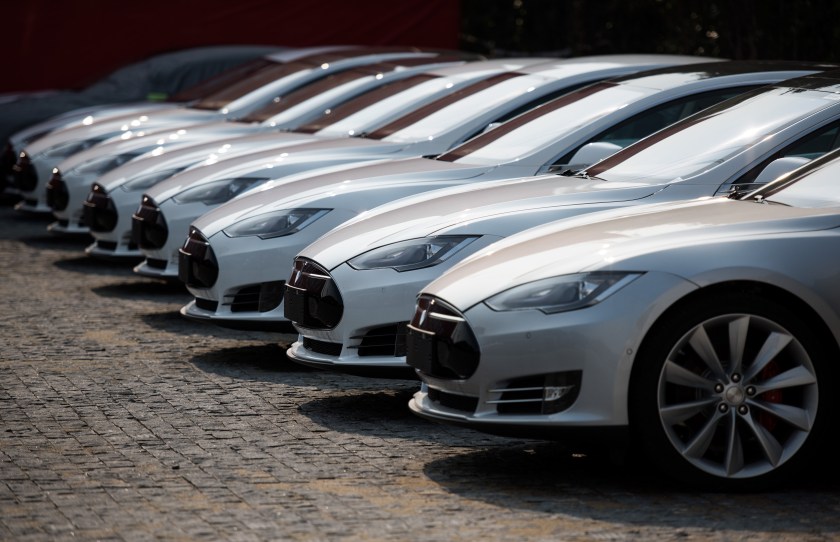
[302,173,664,266]
[95,131,319,192]
[52,120,295,174]
[426,197,840,309]
[23,107,220,156]
[144,137,414,202]
[192,156,487,236]
[8,102,173,149]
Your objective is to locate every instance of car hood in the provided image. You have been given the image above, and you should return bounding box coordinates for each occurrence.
[425,197,840,309]
[96,131,322,191]
[144,137,416,202]
[301,173,665,266]
[192,157,488,236]
[23,107,221,156]
[9,102,173,148]
[54,120,277,173]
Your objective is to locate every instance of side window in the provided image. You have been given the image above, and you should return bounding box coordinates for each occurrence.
[726,119,840,192]
[550,86,761,170]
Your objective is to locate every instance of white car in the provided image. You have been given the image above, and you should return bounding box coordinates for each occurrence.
[4,46,346,197]
[178,62,828,332]
[0,44,284,193]
[80,57,559,259]
[406,148,840,491]
[135,55,713,283]
[286,76,840,377]
[44,53,476,235]
[10,47,452,213]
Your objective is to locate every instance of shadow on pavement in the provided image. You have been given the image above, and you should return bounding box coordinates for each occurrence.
[21,233,91,251]
[92,279,190,299]
[421,440,840,529]
[55,255,138,276]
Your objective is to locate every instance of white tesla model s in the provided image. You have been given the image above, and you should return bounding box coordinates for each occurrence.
[10,47,452,213]
[406,148,840,491]
[181,63,827,332]
[45,54,475,235]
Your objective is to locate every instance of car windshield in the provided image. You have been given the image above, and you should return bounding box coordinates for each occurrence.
[169,59,275,103]
[433,81,655,164]
[760,155,840,207]
[366,73,598,144]
[584,87,840,185]
[237,67,382,123]
[189,60,314,111]
[295,74,440,134]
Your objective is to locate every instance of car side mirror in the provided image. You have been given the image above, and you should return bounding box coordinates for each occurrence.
[549,141,623,174]
[754,156,812,185]
[481,122,502,134]
[719,155,814,197]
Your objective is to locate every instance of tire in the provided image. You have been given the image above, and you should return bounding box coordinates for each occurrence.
[630,290,833,491]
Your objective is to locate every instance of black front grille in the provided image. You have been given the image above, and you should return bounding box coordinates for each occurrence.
[302,337,343,356]
[355,322,408,357]
[225,281,286,313]
[230,285,260,311]
[83,184,118,232]
[178,229,218,288]
[258,281,285,312]
[95,240,118,251]
[195,297,219,311]
[428,387,478,413]
[145,258,168,270]
[11,152,37,192]
[45,171,69,211]
[284,258,343,329]
[132,196,168,249]
[405,295,480,380]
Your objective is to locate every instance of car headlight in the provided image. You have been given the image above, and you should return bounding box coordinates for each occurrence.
[222,208,331,239]
[120,167,188,192]
[70,152,143,176]
[171,177,269,205]
[348,236,479,272]
[485,271,641,314]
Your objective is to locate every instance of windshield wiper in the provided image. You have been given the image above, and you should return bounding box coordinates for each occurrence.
[726,182,764,200]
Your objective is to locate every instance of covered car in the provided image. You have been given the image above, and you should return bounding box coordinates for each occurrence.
[10,47,459,212]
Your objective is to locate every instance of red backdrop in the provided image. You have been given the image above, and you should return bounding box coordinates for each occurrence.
[3,0,460,92]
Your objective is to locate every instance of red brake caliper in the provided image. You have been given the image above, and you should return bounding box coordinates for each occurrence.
[758,361,782,430]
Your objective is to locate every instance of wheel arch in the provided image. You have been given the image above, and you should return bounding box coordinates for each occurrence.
[625,278,840,488]
[629,279,840,407]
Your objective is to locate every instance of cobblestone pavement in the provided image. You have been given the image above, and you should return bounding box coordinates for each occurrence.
[2,197,840,542]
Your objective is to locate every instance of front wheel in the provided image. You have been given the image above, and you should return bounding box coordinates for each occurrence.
[630,291,833,491]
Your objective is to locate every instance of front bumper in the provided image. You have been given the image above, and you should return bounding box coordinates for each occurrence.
[288,264,442,374]
[407,272,696,434]
[179,298,295,332]
[47,216,89,235]
[48,172,96,234]
[179,213,354,328]
[12,154,57,214]
[408,388,630,442]
[85,186,144,260]
[134,198,203,279]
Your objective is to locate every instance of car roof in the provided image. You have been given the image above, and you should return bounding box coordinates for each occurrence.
[608,60,840,90]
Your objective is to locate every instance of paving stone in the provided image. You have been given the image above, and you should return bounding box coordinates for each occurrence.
[3,201,840,541]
